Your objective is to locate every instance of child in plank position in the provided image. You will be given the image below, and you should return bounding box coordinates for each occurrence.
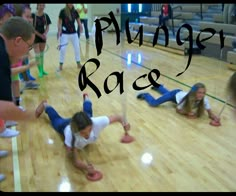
[137,82,220,121]
[36,94,131,174]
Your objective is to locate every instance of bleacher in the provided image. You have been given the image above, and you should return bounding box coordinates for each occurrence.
[127,3,236,69]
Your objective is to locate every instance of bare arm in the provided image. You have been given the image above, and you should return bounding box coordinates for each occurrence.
[108,115,131,131]
[207,109,220,121]
[57,18,62,39]
[0,100,36,121]
[66,147,94,174]
[11,61,37,75]
[76,18,83,33]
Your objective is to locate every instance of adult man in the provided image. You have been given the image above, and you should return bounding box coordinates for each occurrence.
[0,16,42,182]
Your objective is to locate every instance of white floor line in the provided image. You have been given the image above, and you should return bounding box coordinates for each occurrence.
[11,127,21,192]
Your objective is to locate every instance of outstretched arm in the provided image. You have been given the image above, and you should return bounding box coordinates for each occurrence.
[108,115,131,131]
[66,147,94,174]
[207,109,220,122]
[0,100,36,121]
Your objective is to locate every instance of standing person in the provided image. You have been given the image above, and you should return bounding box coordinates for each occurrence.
[137,83,220,121]
[76,4,89,41]
[0,16,45,183]
[57,4,83,71]
[13,4,40,92]
[35,93,131,174]
[0,4,19,183]
[32,4,51,78]
[223,4,235,24]
[159,4,172,26]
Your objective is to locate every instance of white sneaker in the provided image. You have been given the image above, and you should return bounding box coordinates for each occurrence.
[0,150,8,158]
[5,120,18,128]
[18,106,25,111]
[0,174,6,182]
[0,128,20,138]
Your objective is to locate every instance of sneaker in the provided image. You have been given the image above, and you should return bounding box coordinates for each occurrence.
[0,150,8,158]
[136,93,146,100]
[5,120,18,128]
[151,84,163,91]
[24,82,40,90]
[83,93,88,101]
[0,128,20,138]
[0,174,6,182]
[18,106,25,111]
[28,74,36,81]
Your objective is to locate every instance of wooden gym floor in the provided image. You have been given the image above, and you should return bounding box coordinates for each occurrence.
[0,32,236,192]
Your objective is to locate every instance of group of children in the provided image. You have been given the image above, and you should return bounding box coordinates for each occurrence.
[1,3,236,185]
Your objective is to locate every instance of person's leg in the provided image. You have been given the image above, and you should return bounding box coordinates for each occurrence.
[44,104,70,134]
[163,16,169,26]
[137,89,181,107]
[152,84,170,94]
[159,14,163,26]
[59,34,69,71]
[70,33,82,68]
[83,19,89,40]
[39,42,48,75]
[83,93,93,117]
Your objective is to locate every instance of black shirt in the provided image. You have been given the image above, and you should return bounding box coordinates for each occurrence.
[0,36,12,101]
[59,8,79,34]
[32,13,52,34]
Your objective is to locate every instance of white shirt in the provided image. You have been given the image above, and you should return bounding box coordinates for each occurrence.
[176,91,211,110]
[64,116,110,149]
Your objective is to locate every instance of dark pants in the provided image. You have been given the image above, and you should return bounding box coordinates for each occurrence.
[159,15,169,26]
[143,85,181,107]
[77,19,89,40]
[45,100,93,135]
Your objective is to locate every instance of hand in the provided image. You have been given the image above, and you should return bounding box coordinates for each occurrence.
[87,163,95,175]
[57,31,61,40]
[187,112,197,119]
[79,25,83,33]
[212,116,220,122]
[28,61,38,68]
[123,122,131,131]
[42,33,47,41]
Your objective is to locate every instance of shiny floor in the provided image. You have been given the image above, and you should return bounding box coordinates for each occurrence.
[0,32,236,192]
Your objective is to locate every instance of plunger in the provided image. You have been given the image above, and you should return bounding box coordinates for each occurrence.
[209,97,228,127]
[81,149,103,181]
[120,92,134,144]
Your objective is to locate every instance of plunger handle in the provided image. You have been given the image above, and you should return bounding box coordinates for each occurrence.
[217,96,230,118]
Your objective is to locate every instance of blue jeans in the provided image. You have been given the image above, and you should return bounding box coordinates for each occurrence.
[143,85,181,107]
[45,100,93,135]
[77,19,89,40]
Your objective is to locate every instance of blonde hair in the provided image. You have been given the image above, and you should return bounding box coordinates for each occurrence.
[179,82,206,117]
[64,4,73,21]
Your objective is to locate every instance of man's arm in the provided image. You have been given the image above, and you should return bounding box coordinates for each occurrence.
[0,100,36,121]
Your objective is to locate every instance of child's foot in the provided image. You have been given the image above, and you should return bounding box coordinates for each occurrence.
[77,63,82,69]
[83,93,89,101]
[136,92,147,100]
[5,120,18,128]
[0,128,20,138]
[0,150,8,158]
[35,100,47,118]
[151,84,162,91]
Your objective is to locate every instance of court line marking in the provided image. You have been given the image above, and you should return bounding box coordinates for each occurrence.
[11,126,21,192]
[83,39,235,108]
